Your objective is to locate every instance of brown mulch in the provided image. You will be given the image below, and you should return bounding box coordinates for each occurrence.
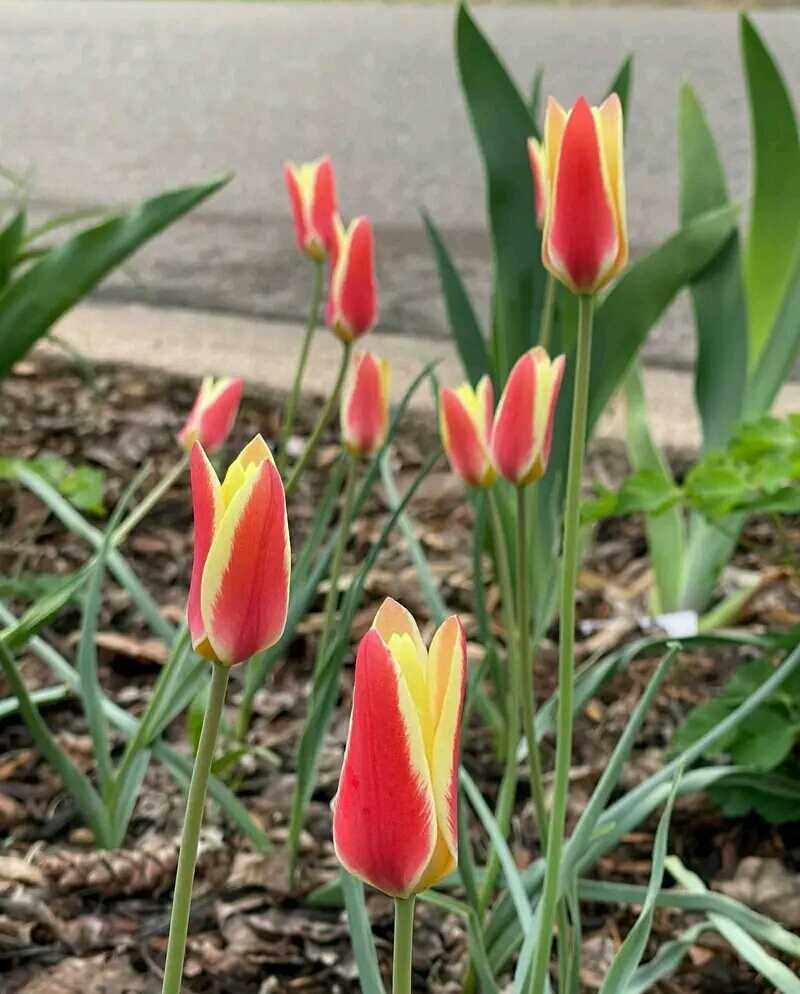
[0,356,799,994]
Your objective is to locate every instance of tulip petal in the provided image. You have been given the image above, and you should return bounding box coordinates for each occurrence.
[372,597,428,664]
[331,216,378,341]
[341,352,389,457]
[440,387,487,486]
[544,96,567,197]
[310,157,338,255]
[333,629,437,898]
[187,443,222,657]
[595,94,628,275]
[198,378,244,453]
[284,162,310,255]
[537,352,566,473]
[201,458,290,665]
[491,352,536,485]
[528,137,548,228]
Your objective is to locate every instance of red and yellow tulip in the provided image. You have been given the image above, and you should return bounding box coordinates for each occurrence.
[178,377,243,455]
[333,598,466,898]
[326,216,378,343]
[491,347,566,487]
[541,95,627,295]
[284,157,338,260]
[439,375,495,488]
[341,351,390,458]
[187,436,290,666]
[527,137,548,230]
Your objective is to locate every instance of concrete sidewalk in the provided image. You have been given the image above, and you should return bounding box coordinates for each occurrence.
[44,301,800,454]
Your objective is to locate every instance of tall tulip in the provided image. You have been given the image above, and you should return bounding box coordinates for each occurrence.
[341,351,390,458]
[178,377,243,454]
[326,215,378,343]
[284,156,338,260]
[541,95,627,295]
[439,375,495,488]
[491,347,566,487]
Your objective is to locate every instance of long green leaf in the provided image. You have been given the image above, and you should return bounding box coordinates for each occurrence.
[0,209,25,289]
[341,873,387,994]
[747,253,800,415]
[678,83,747,451]
[0,175,228,375]
[455,1,542,380]
[622,921,709,994]
[0,683,69,718]
[0,567,88,651]
[741,14,800,363]
[608,55,633,117]
[422,210,488,386]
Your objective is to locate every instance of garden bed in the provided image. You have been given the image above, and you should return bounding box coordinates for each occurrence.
[1,357,798,994]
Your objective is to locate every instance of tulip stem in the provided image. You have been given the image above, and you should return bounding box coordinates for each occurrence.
[280,259,325,461]
[392,897,416,994]
[285,340,352,498]
[538,273,557,352]
[161,661,230,994]
[314,453,359,678]
[528,294,593,994]
[113,452,190,549]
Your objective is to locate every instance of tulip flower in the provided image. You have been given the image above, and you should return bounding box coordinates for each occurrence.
[491,347,566,487]
[333,598,466,899]
[178,377,243,454]
[187,435,290,666]
[341,351,390,458]
[527,137,548,229]
[439,375,495,488]
[541,94,627,295]
[326,215,378,343]
[284,157,338,260]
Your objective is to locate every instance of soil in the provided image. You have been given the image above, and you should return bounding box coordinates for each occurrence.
[1,357,799,994]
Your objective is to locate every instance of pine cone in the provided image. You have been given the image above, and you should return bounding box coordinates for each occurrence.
[37,843,179,897]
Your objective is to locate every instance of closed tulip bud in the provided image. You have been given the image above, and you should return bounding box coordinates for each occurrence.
[541,95,627,295]
[284,157,338,260]
[439,375,495,488]
[491,347,566,487]
[340,351,390,458]
[326,216,378,342]
[187,436,290,665]
[178,377,243,454]
[527,137,548,229]
[333,598,466,898]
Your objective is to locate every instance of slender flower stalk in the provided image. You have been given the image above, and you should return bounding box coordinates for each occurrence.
[112,453,190,549]
[281,259,325,459]
[285,341,352,498]
[538,273,557,353]
[393,897,416,994]
[528,294,594,994]
[161,661,230,994]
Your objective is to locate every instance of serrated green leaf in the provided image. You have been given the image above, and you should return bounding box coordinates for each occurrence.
[728,709,796,770]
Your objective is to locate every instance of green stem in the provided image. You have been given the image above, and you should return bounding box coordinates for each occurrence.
[161,662,230,994]
[538,273,557,353]
[280,259,325,457]
[528,294,594,994]
[314,454,359,678]
[113,453,189,549]
[392,896,416,994]
[285,341,352,498]
[516,488,550,847]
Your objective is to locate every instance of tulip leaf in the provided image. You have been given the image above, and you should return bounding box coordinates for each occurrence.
[747,253,800,416]
[0,175,229,377]
[741,14,800,366]
[679,82,748,451]
[340,873,387,994]
[422,209,489,387]
[0,209,25,290]
[607,55,633,119]
[455,1,543,382]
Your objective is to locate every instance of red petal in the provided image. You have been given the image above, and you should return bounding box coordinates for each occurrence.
[187,443,221,652]
[311,157,338,255]
[338,217,378,339]
[491,353,536,485]
[284,163,309,255]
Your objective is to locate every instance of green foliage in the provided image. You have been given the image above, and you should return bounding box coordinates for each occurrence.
[0,454,106,514]
[671,659,800,823]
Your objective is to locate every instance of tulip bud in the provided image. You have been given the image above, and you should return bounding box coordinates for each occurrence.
[178,377,243,455]
[333,598,466,898]
[527,137,548,229]
[541,95,627,295]
[326,216,378,343]
[439,375,495,488]
[187,436,290,665]
[284,157,338,260]
[491,347,566,487]
[340,351,390,458]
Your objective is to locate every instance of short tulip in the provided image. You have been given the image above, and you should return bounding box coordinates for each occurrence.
[178,377,243,454]
[527,137,548,229]
[326,216,378,343]
[188,435,290,665]
[541,94,627,295]
[333,598,466,898]
[491,347,566,487]
[341,351,390,458]
[439,375,495,488]
[284,157,338,260]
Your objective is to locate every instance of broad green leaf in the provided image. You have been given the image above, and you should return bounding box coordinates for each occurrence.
[712,780,800,824]
[677,511,743,612]
[728,709,796,769]
[741,14,800,364]
[608,55,633,118]
[0,210,25,289]
[340,874,387,994]
[0,175,228,376]
[529,67,544,124]
[456,2,542,381]
[679,83,747,451]
[723,658,776,702]
[422,210,488,386]
[747,252,800,416]
[59,464,106,516]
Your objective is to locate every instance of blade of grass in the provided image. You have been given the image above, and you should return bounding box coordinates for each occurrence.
[340,873,387,994]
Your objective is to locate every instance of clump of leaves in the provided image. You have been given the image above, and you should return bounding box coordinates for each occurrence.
[0,455,106,515]
[582,413,800,524]
[671,658,800,823]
